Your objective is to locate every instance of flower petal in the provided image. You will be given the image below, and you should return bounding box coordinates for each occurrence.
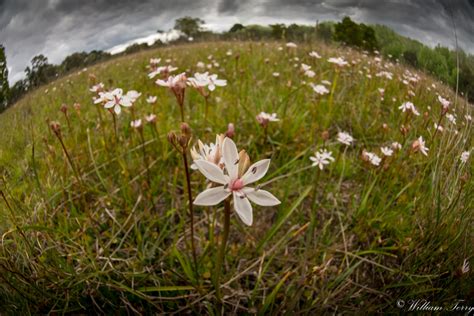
[120,97,132,107]
[114,104,121,115]
[222,137,239,180]
[104,100,115,108]
[194,160,228,185]
[243,188,281,206]
[233,192,253,226]
[241,159,270,185]
[194,187,230,206]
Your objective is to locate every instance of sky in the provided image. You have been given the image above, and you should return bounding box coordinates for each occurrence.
[1,0,473,84]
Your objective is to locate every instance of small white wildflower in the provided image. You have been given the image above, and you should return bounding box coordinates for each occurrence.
[146,96,157,104]
[309,149,335,170]
[328,57,348,67]
[380,147,393,157]
[399,101,420,116]
[309,51,321,59]
[310,83,330,95]
[412,136,429,156]
[460,151,470,163]
[363,151,382,166]
[337,132,354,146]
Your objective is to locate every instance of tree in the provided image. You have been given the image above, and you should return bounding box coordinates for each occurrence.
[316,22,334,42]
[229,23,245,33]
[174,16,204,37]
[0,44,9,109]
[270,24,286,39]
[25,54,57,88]
[334,17,378,51]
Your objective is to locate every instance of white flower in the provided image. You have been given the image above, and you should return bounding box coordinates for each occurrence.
[130,119,142,129]
[187,72,227,91]
[301,63,311,72]
[380,147,393,157]
[461,259,470,274]
[337,132,354,146]
[391,142,402,150]
[149,58,161,65]
[103,88,135,115]
[399,101,420,116]
[465,114,472,122]
[310,83,329,95]
[446,113,457,125]
[434,123,444,132]
[363,151,382,166]
[412,136,429,156]
[187,72,210,88]
[207,74,227,91]
[93,91,108,104]
[196,61,205,68]
[145,114,157,123]
[272,72,280,77]
[309,51,321,59]
[193,138,280,226]
[190,135,225,169]
[438,95,450,110]
[148,65,178,79]
[89,82,104,92]
[460,151,470,163]
[301,64,315,77]
[156,72,187,89]
[256,112,279,127]
[226,50,233,56]
[375,71,393,80]
[146,96,157,104]
[309,149,335,170]
[328,57,348,67]
[321,80,331,85]
[286,42,297,48]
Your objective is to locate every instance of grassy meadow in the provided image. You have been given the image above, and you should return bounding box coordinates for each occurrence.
[0,41,472,314]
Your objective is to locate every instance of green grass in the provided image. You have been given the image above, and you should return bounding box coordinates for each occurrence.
[0,41,472,314]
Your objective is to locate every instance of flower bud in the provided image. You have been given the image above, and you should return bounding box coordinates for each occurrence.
[50,121,61,135]
[60,103,68,114]
[167,132,177,145]
[226,123,235,138]
[321,130,330,141]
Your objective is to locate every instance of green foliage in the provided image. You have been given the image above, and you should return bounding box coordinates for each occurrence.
[229,23,245,33]
[316,21,334,42]
[334,17,379,51]
[61,50,111,73]
[0,45,9,110]
[270,24,286,39]
[25,54,58,88]
[173,16,205,37]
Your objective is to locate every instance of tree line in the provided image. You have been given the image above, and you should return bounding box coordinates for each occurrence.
[0,16,473,112]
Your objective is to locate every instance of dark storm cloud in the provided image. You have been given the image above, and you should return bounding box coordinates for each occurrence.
[1,0,473,84]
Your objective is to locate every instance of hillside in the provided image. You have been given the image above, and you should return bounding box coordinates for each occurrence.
[0,41,472,314]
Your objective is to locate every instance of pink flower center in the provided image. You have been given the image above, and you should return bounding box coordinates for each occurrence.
[229,178,244,191]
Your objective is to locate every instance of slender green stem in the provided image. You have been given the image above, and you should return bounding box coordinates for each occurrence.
[204,95,210,122]
[111,112,118,143]
[182,151,198,275]
[57,134,82,186]
[215,198,231,302]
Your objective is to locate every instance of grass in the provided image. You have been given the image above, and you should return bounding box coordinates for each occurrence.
[0,40,472,314]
